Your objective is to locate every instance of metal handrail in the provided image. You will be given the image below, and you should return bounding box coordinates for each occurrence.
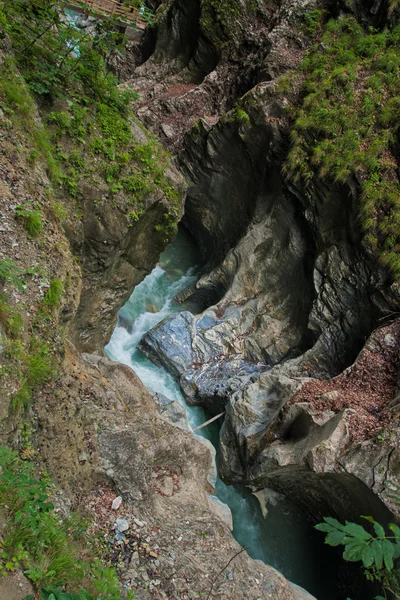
[68,0,149,27]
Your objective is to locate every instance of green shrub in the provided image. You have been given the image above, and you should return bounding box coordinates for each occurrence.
[316,516,400,598]
[302,9,325,37]
[285,16,400,275]
[0,448,131,599]
[15,205,43,238]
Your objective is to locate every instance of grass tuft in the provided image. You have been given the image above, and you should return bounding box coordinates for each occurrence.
[0,447,131,598]
[42,279,63,311]
[15,205,43,238]
[285,16,400,275]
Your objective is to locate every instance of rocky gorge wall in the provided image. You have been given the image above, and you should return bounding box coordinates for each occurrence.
[1,0,400,597]
[123,0,400,559]
[0,23,313,600]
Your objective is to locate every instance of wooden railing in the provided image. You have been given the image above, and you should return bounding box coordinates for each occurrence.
[67,0,149,28]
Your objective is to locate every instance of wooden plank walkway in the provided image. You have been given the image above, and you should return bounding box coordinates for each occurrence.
[67,0,149,28]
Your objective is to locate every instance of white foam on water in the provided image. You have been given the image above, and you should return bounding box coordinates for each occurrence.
[105,229,335,599]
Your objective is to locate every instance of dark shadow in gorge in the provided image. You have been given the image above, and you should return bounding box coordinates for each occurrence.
[251,467,398,599]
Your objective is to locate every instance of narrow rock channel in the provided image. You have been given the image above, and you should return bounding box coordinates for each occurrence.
[106,227,340,599]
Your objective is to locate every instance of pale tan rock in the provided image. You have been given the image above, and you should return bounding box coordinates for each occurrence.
[0,571,33,600]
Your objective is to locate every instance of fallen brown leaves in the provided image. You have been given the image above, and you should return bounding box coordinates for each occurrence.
[292,321,400,443]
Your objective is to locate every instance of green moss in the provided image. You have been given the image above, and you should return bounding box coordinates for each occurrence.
[232,107,250,124]
[285,16,400,275]
[42,279,63,311]
[14,205,43,238]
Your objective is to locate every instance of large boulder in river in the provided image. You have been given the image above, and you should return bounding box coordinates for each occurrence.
[218,320,400,520]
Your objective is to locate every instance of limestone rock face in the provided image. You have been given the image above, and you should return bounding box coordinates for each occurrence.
[131,0,400,531]
[219,320,400,525]
[37,350,311,600]
[67,141,186,352]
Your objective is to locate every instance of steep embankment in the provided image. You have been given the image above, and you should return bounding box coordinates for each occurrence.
[124,0,400,548]
[0,5,310,600]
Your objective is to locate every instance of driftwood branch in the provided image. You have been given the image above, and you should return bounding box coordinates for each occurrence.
[192,412,225,432]
[206,546,251,600]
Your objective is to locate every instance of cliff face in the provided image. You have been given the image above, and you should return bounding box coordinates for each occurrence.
[0,23,311,600]
[1,0,400,597]
[130,0,400,535]
[66,143,186,353]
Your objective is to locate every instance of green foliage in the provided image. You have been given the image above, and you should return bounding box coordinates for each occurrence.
[15,204,43,238]
[0,258,24,290]
[286,16,400,275]
[10,340,55,413]
[276,75,292,94]
[0,295,24,338]
[0,0,180,241]
[26,340,54,387]
[0,448,131,599]
[0,59,60,181]
[316,516,400,598]
[233,107,250,124]
[51,201,68,222]
[9,381,31,414]
[30,588,134,600]
[301,9,325,38]
[42,279,63,311]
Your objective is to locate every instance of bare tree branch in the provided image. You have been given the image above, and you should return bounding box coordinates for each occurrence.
[206,546,251,600]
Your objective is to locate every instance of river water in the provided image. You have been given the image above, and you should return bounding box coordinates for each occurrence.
[105,228,338,600]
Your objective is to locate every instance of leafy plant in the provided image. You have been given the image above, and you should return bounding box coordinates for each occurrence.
[316,516,400,599]
[15,204,43,237]
[0,258,24,290]
[0,0,180,242]
[0,448,131,599]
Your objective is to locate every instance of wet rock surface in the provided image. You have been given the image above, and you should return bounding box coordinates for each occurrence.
[130,0,400,544]
[68,143,186,353]
[36,350,311,600]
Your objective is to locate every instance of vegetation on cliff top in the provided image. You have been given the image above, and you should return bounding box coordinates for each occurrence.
[0,0,181,239]
[0,0,182,415]
[285,16,400,274]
